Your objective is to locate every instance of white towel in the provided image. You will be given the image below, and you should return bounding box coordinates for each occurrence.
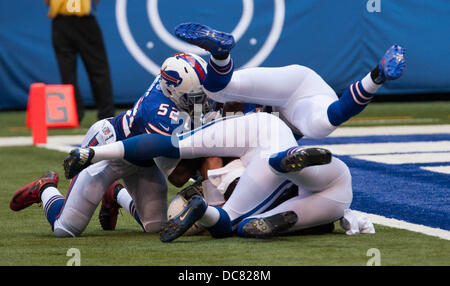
[340,209,376,235]
[207,159,245,194]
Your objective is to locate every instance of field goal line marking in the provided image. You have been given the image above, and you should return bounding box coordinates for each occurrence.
[353,210,450,241]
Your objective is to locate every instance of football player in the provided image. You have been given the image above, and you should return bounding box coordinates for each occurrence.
[9,52,210,237]
[62,110,350,242]
[69,21,403,241]
[98,102,251,232]
[175,22,406,139]
[165,22,403,239]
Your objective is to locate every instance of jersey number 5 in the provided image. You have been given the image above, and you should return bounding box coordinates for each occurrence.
[157,103,179,121]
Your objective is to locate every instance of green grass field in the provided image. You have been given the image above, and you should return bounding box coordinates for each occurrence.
[0,102,449,266]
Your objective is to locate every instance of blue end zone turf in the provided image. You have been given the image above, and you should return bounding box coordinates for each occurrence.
[341,155,449,230]
[298,134,450,230]
[300,133,450,145]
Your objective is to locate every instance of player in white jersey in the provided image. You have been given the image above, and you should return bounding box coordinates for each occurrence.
[175,22,406,139]
[101,104,368,238]
[96,22,398,240]
[63,110,354,242]
[160,22,404,239]
[81,19,404,239]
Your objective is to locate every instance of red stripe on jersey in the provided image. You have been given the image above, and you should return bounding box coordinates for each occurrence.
[148,123,172,136]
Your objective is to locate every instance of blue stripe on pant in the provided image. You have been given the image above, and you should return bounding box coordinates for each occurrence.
[206,180,291,238]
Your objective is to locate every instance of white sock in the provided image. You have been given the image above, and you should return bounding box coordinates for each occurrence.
[91,142,124,163]
[198,206,220,227]
[41,186,63,206]
[210,54,231,67]
[361,72,382,94]
[116,188,133,214]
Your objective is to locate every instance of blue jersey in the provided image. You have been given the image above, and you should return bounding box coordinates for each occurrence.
[109,76,183,142]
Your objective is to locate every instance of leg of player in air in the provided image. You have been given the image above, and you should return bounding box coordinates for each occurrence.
[174,22,406,138]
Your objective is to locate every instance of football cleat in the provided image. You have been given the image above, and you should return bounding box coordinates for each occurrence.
[160,195,207,242]
[10,171,59,211]
[99,181,123,231]
[175,22,235,56]
[280,147,332,173]
[240,211,298,238]
[376,44,406,83]
[294,222,335,235]
[167,179,206,236]
[63,147,95,179]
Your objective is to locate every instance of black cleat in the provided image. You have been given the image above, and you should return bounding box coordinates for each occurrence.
[280,147,332,173]
[294,222,335,235]
[240,211,298,238]
[160,195,207,242]
[63,148,95,179]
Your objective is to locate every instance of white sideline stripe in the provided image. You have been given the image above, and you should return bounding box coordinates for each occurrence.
[0,136,32,146]
[307,141,450,156]
[353,210,450,240]
[354,152,450,165]
[325,124,450,138]
[0,135,84,147]
[39,144,75,154]
[345,118,439,125]
[420,166,450,175]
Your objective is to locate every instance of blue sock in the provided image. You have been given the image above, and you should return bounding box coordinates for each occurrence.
[44,195,65,229]
[268,147,300,173]
[327,81,374,126]
[205,206,232,238]
[203,58,234,93]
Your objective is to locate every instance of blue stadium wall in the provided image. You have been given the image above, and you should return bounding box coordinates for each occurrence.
[1,0,449,110]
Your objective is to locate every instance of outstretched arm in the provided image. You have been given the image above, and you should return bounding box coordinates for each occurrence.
[64,134,180,179]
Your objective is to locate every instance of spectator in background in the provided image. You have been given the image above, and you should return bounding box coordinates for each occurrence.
[45,0,115,122]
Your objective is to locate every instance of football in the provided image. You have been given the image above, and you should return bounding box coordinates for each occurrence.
[167,193,205,236]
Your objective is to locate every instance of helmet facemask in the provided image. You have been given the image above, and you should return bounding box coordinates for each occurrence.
[159,53,208,115]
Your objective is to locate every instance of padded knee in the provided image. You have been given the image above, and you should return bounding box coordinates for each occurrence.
[53,207,91,237]
[53,220,77,238]
[142,220,164,233]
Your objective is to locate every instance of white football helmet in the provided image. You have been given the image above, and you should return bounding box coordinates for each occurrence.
[159,52,208,112]
[167,192,204,236]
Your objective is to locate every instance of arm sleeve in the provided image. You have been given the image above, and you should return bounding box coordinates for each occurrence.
[91,134,180,165]
[122,134,181,164]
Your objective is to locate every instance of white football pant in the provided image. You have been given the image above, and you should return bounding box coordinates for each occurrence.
[53,119,167,237]
[205,64,339,138]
